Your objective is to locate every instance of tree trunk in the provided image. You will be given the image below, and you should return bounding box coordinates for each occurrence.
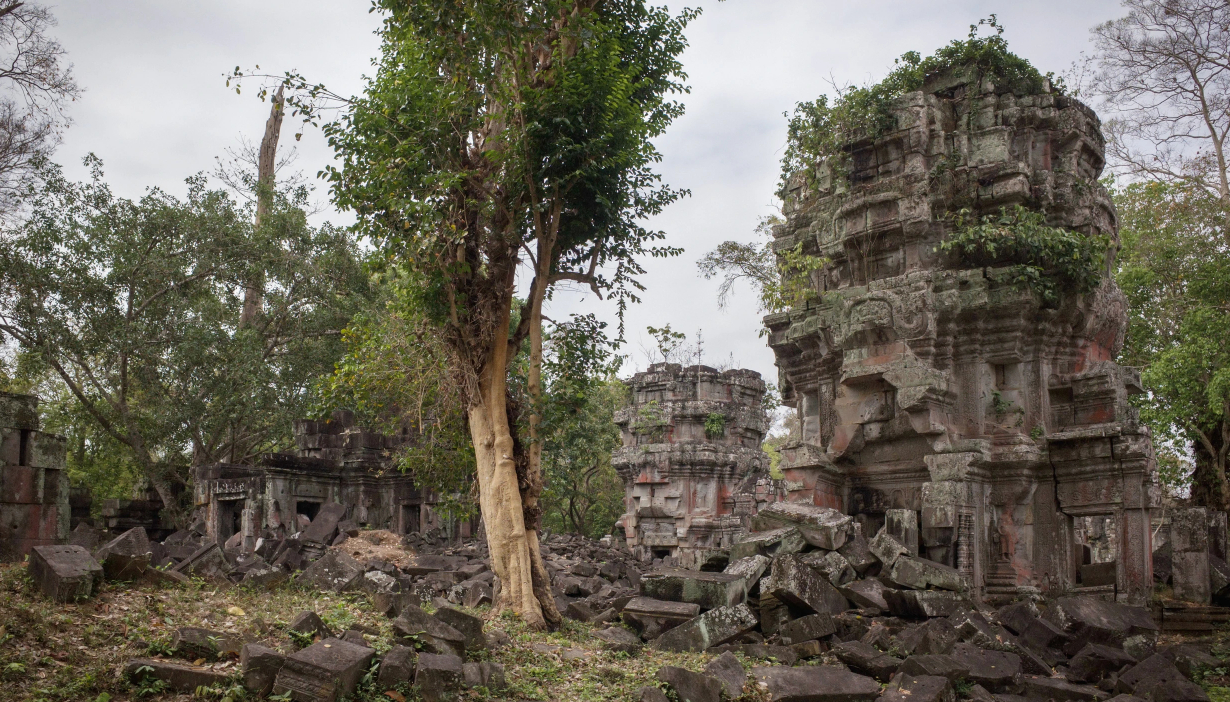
[467,298,549,629]
[1191,425,1229,511]
[241,85,284,327]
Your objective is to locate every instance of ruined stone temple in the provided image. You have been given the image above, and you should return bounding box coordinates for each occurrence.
[613,364,779,567]
[192,410,467,553]
[0,393,68,561]
[763,68,1159,603]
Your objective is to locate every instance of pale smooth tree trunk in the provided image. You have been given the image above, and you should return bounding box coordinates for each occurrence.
[241,85,284,327]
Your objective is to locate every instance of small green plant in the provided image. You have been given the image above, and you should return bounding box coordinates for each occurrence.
[953,678,975,697]
[287,629,315,648]
[1029,425,1045,440]
[130,666,169,698]
[941,205,1110,305]
[704,412,727,440]
[991,390,1024,426]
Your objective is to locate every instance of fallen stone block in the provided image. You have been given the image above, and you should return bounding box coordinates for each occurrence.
[883,588,967,618]
[1045,596,1158,656]
[1067,643,1137,684]
[1080,562,1118,588]
[884,555,963,591]
[1116,655,1191,696]
[725,554,771,588]
[751,502,853,550]
[241,643,285,696]
[94,526,152,581]
[711,643,798,666]
[766,554,849,615]
[342,629,370,648]
[839,579,890,611]
[1145,679,1211,702]
[658,665,722,702]
[885,509,920,556]
[272,637,375,702]
[752,664,881,702]
[594,626,642,653]
[894,618,958,656]
[996,601,1041,636]
[838,523,879,575]
[651,603,759,653]
[433,606,487,653]
[869,530,909,569]
[950,643,1020,692]
[27,544,102,602]
[392,605,466,657]
[1020,615,1069,652]
[791,640,824,659]
[1021,674,1110,702]
[779,613,837,644]
[880,673,954,702]
[377,644,417,687]
[731,527,809,561]
[640,568,747,610]
[171,542,230,581]
[125,658,230,692]
[802,550,856,586]
[290,611,333,641]
[297,550,363,593]
[834,640,903,682]
[415,652,464,702]
[171,626,231,660]
[899,654,970,682]
[623,596,701,640]
[462,660,505,690]
[704,651,747,698]
[1159,644,1222,679]
[300,501,346,545]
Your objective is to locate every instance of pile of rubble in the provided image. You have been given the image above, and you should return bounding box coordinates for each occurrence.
[612,502,1220,702]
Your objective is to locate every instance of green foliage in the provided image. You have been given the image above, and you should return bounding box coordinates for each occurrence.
[0,157,369,517]
[1115,181,1230,503]
[940,205,1110,305]
[646,325,688,364]
[703,412,726,440]
[781,16,1054,195]
[697,216,827,315]
[539,315,626,538]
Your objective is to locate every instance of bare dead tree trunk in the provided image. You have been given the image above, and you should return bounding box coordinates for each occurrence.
[241,86,284,327]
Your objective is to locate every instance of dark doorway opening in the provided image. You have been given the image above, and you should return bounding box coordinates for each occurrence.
[402,504,421,534]
[296,500,322,522]
[218,499,242,544]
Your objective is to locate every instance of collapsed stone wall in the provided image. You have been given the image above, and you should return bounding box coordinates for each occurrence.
[613,363,780,568]
[0,392,68,562]
[764,68,1159,604]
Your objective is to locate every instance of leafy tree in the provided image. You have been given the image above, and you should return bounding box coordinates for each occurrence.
[1115,181,1230,505]
[237,0,696,628]
[697,216,827,315]
[0,157,369,519]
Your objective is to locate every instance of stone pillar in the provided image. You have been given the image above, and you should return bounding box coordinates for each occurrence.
[1210,511,1228,562]
[886,508,919,556]
[1171,507,1210,604]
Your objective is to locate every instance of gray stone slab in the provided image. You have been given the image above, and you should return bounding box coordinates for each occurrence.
[752,664,882,702]
[28,544,101,602]
[657,665,722,702]
[241,643,285,696]
[640,567,747,610]
[273,637,375,702]
[750,502,853,550]
[392,605,466,657]
[297,550,363,593]
[766,554,850,615]
[650,603,759,653]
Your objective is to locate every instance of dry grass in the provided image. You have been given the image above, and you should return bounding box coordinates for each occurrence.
[0,561,769,702]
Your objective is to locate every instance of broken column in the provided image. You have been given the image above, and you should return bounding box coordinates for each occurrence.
[1171,507,1210,604]
[613,364,773,567]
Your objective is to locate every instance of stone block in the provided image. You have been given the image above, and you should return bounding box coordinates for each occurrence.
[125,657,230,692]
[300,501,346,545]
[1022,675,1110,702]
[594,625,642,653]
[894,618,958,656]
[880,673,955,702]
[899,654,970,682]
[241,643,285,696]
[1044,596,1158,656]
[172,627,231,660]
[95,526,152,581]
[996,600,1040,636]
[730,527,808,561]
[27,544,101,601]
[704,651,747,698]
[297,550,363,593]
[433,606,487,653]
[949,643,1020,691]
[838,523,879,574]
[869,530,910,569]
[886,509,920,555]
[752,664,882,702]
[462,660,505,690]
[724,554,771,588]
[1067,643,1136,684]
[834,640,903,682]
[623,596,701,640]
[650,602,758,652]
[1116,655,1190,696]
[377,644,417,687]
[751,502,853,550]
[642,686,670,702]
[1080,562,1117,588]
[802,550,856,586]
[883,589,967,618]
[1160,644,1222,679]
[779,613,837,644]
[884,555,963,591]
[640,567,747,610]
[171,542,230,580]
[273,637,375,702]
[839,579,890,611]
[392,605,466,657]
[657,665,722,702]
[766,554,849,615]
[291,610,334,640]
[415,652,464,702]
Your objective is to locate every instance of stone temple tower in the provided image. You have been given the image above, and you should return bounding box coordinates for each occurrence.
[765,67,1159,604]
[613,364,773,568]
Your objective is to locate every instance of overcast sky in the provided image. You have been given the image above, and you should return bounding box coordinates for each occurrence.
[50,0,1127,385]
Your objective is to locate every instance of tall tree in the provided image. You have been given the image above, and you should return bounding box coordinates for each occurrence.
[0,157,368,519]
[240,0,694,628]
[0,1,79,217]
[1092,0,1230,505]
